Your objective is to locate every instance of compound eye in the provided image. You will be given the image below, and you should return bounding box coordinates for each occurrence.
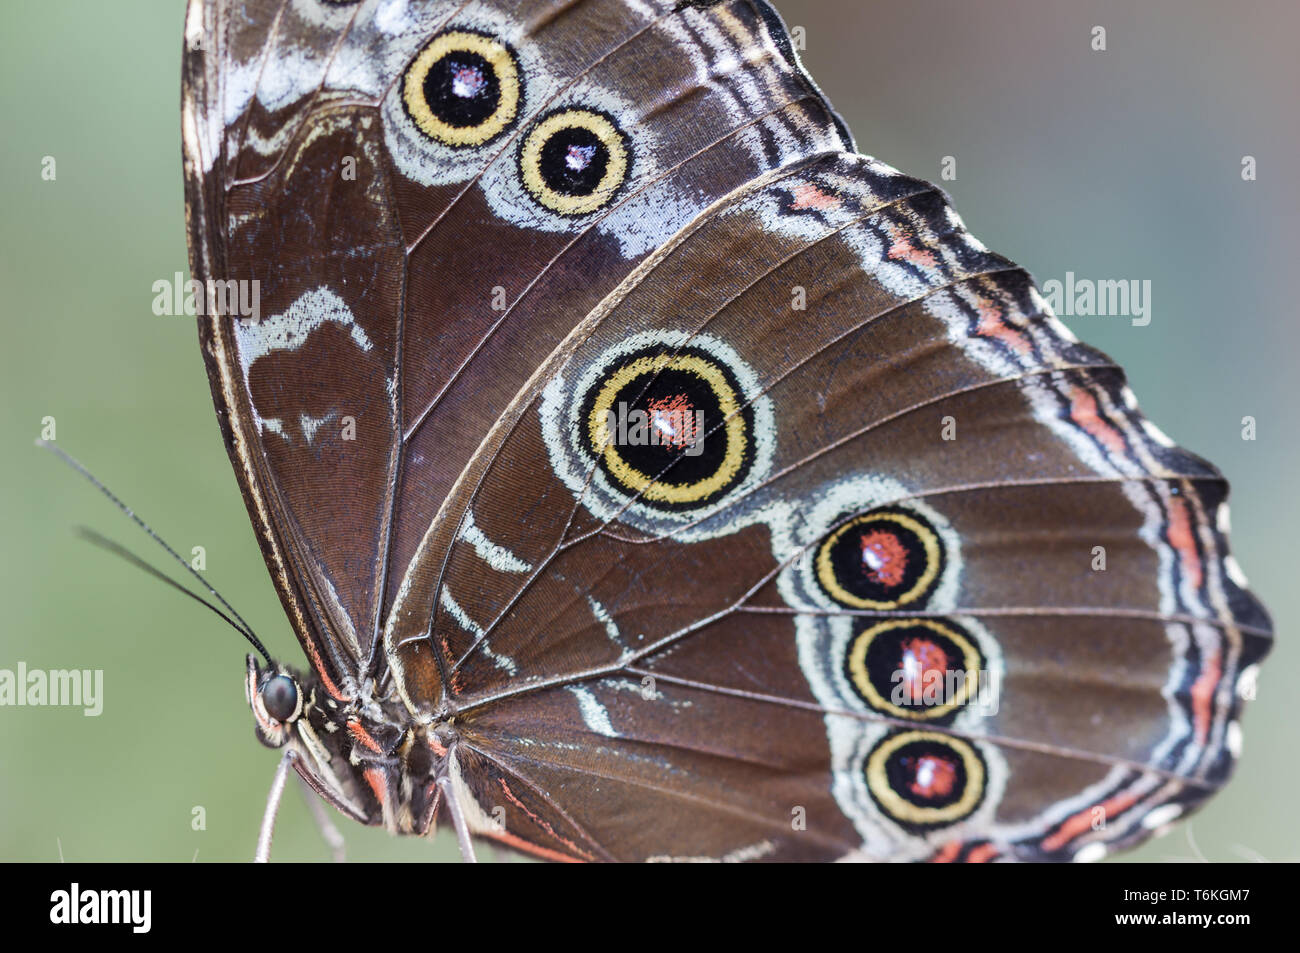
[262,674,299,723]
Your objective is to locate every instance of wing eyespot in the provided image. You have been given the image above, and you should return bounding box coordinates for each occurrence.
[402,31,521,147]
[815,509,944,610]
[519,108,630,215]
[582,347,752,509]
[846,618,984,721]
[865,731,987,830]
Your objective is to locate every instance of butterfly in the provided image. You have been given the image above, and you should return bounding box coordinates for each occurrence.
[179,0,1272,862]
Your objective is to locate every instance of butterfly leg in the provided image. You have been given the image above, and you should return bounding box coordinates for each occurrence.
[435,765,479,864]
[254,748,296,863]
[298,772,346,863]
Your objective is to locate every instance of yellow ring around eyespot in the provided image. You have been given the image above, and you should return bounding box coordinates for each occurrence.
[846,619,981,720]
[866,730,985,826]
[586,353,746,505]
[815,511,941,609]
[520,109,629,215]
[402,31,519,147]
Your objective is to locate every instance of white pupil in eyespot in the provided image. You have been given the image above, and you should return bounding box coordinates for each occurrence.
[566,144,597,172]
[450,62,487,98]
[900,647,923,685]
[862,544,885,571]
[914,757,941,792]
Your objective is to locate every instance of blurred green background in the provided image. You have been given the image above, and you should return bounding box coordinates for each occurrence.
[1,0,1295,862]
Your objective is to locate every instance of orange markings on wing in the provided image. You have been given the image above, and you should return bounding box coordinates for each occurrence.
[965,843,999,863]
[498,778,596,861]
[1068,386,1127,454]
[1041,790,1141,853]
[1189,646,1222,747]
[647,393,700,449]
[789,182,841,211]
[899,638,948,703]
[442,635,465,695]
[484,829,586,864]
[303,635,349,702]
[928,840,963,863]
[909,754,959,800]
[885,223,938,269]
[1165,495,1205,589]
[974,297,1032,355]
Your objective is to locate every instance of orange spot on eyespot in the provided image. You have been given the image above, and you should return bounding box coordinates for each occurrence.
[906,754,958,799]
[860,529,908,587]
[789,182,840,211]
[1068,386,1126,453]
[647,393,699,449]
[1165,495,1204,589]
[974,296,1032,355]
[1041,790,1141,853]
[898,638,949,703]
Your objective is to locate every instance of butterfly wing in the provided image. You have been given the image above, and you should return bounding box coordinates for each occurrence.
[387,150,1271,862]
[183,0,1271,861]
[182,0,850,695]
[183,0,415,691]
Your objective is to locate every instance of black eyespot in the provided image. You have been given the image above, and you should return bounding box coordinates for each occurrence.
[815,509,944,610]
[865,731,987,831]
[539,125,608,194]
[520,108,630,215]
[402,31,521,147]
[580,346,754,509]
[262,674,299,723]
[845,619,983,722]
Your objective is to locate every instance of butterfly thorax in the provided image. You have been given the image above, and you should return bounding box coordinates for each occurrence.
[246,655,447,835]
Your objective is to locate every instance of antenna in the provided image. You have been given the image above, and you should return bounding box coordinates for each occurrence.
[37,439,273,664]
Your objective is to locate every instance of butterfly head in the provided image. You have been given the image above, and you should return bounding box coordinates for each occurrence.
[245,654,305,749]
[243,654,440,833]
